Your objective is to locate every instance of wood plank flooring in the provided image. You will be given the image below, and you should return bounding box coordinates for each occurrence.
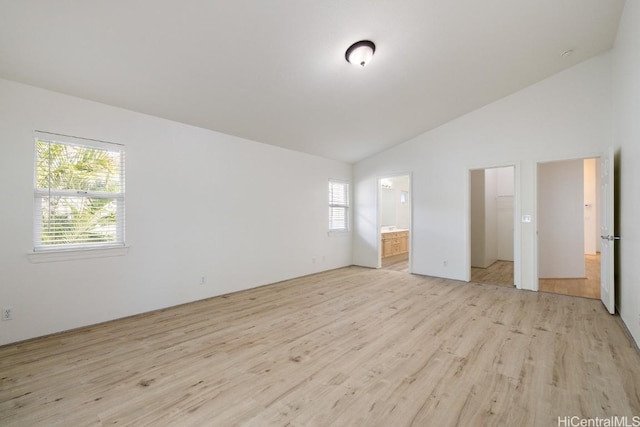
[471,260,514,287]
[539,254,601,299]
[1,266,639,426]
[381,253,409,272]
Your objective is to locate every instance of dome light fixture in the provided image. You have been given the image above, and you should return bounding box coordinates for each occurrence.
[345,40,376,67]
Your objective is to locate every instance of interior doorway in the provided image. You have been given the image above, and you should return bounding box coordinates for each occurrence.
[537,158,601,299]
[378,175,411,273]
[469,166,515,287]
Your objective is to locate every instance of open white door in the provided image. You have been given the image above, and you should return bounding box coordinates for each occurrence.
[600,147,617,314]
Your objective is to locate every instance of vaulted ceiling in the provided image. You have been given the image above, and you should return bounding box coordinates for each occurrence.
[0,1,625,163]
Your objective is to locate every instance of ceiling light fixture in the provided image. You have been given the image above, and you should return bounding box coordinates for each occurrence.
[345,40,376,67]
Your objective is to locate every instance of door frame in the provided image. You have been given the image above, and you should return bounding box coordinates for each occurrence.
[532,151,604,293]
[377,173,413,271]
[465,162,521,288]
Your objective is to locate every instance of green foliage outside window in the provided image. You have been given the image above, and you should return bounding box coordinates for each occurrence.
[36,138,124,248]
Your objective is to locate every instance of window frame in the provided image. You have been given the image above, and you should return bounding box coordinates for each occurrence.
[33,131,126,252]
[328,179,350,233]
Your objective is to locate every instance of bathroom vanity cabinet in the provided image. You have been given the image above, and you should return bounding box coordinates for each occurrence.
[381,230,409,258]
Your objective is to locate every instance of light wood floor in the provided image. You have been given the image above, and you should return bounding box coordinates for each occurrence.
[539,254,601,299]
[471,260,514,287]
[381,253,409,272]
[1,267,639,426]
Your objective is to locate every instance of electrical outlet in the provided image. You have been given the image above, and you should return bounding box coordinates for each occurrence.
[2,307,12,321]
[200,276,206,285]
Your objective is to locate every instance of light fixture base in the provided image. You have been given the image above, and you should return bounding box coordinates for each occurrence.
[345,40,376,67]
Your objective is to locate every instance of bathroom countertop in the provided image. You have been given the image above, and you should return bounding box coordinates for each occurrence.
[381,228,408,233]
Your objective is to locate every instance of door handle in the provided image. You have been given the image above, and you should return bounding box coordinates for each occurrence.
[600,235,621,241]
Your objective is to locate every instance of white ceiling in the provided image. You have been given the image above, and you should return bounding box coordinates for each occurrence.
[0,1,625,163]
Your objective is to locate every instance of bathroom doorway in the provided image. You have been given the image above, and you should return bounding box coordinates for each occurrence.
[378,175,411,273]
[469,166,515,287]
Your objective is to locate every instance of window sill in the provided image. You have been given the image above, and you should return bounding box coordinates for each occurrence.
[328,230,350,236]
[28,245,130,263]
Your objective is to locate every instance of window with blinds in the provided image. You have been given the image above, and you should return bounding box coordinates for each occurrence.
[328,180,349,232]
[34,132,125,251]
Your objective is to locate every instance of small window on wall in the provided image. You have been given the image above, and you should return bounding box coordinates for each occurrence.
[328,179,349,232]
[33,131,125,251]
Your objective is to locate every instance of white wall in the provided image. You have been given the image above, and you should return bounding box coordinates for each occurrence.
[0,79,352,345]
[393,176,411,230]
[538,160,585,278]
[497,167,515,196]
[380,188,396,226]
[354,52,612,291]
[612,1,640,345]
[470,170,486,267]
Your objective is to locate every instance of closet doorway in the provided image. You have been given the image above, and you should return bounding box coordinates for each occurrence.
[469,166,515,287]
[378,175,411,273]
